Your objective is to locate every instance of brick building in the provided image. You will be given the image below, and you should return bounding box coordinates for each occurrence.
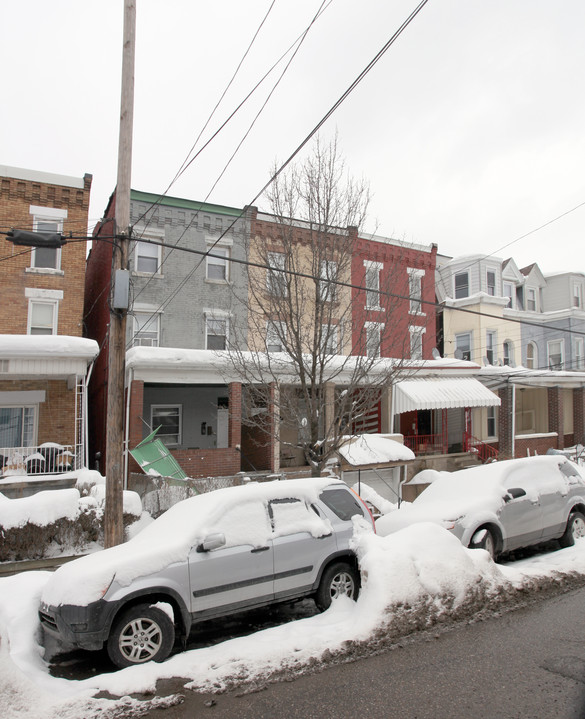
[0,166,98,476]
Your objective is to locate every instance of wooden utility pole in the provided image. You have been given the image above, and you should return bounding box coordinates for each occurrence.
[105,0,136,548]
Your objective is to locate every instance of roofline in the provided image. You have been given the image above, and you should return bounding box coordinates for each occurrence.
[130,190,244,217]
[0,165,89,189]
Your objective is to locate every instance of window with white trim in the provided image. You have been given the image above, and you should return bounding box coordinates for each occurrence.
[573,283,583,309]
[28,300,57,335]
[206,316,229,350]
[575,337,584,370]
[454,272,469,299]
[526,342,537,369]
[503,340,514,366]
[408,268,424,314]
[486,270,496,296]
[503,282,514,308]
[151,405,182,446]
[486,331,496,365]
[133,232,162,274]
[266,321,286,352]
[321,324,339,355]
[206,245,230,282]
[29,206,66,271]
[267,252,287,296]
[487,405,496,438]
[526,288,537,312]
[0,406,36,448]
[319,259,337,302]
[365,322,383,357]
[455,332,471,361]
[364,261,383,309]
[132,312,160,347]
[409,325,425,360]
[547,339,564,370]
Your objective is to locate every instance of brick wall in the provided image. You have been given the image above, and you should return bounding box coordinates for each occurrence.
[548,387,564,449]
[574,387,585,446]
[169,448,241,478]
[515,435,559,457]
[498,386,514,459]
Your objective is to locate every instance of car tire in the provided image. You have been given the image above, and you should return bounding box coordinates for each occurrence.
[315,562,359,611]
[107,603,175,669]
[470,528,497,561]
[559,511,585,548]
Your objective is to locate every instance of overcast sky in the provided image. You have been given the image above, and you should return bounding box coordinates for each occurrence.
[2,0,584,272]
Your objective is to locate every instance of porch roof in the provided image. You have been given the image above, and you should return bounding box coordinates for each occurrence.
[394,377,500,414]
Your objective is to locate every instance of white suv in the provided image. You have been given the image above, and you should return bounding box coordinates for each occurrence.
[40,478,374,668]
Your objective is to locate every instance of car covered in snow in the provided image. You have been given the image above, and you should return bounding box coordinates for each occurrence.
[376,456,585,560]
[39,478,374,669]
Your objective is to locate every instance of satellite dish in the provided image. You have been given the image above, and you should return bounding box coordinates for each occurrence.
[432,348,441,360]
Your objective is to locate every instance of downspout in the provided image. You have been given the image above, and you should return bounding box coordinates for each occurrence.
[124,365,133,489]
[511,382,516,459]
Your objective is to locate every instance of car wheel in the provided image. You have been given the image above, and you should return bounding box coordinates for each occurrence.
[315,562,359,611]
[470,528,496,561]
[559,511,585,548]
[107,603,175,669]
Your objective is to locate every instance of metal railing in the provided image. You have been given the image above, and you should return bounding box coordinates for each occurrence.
[403,433,447,456]
[0,444,81,477]
[463,433,499,462]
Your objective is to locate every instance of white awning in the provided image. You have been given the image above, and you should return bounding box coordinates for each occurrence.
[394,377,500,414]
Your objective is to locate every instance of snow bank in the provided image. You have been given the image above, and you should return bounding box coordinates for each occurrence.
[0,489,80,530]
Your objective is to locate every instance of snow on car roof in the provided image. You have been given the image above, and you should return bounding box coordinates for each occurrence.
[41,477,342,607]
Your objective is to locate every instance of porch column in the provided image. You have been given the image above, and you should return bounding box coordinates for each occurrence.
[380,384,392,434]
[228,382,242,448]
[127,379,144,473]
[573,387,585,447]
[548,386,565,449]
[498,385,514,459]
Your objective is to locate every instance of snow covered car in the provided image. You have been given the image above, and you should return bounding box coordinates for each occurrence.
[39,478,374,669]
[376,456,585,560]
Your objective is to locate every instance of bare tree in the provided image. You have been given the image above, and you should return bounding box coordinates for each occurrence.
[229,136,414,477]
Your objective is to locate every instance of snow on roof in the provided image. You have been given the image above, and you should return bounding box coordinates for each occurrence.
[337,435,414,466]
[0,336,99,360]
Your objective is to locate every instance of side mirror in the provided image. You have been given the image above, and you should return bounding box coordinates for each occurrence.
[504,487,526,502]
[196,532,226,553]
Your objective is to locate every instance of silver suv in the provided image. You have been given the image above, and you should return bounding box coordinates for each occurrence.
[39,478,374,668]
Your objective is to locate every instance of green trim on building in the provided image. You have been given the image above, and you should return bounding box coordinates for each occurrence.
[130,189,243,218]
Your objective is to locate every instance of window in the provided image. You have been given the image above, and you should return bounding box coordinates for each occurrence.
[266,321,286,352]
[575,338,584,370]
[526,342,537,369]
[28,300,57,335]
[455,332,471,361]
[487,406,496,438]
[364,261,383,309]
[319,260,337,302]
[151,405,181,446]
[503,282,514,308]
[321,324,339,355]
[503,340,513,366]
[548,339,564,370]
[29,205,66,271]
[0,406,35,448]
[206,246,229,282]
[206,316,228,350]
[486,331,496,365]
[365,322,383,358]
[132,312,160,347]
[134,240,161,274]
[267,252,287,296]
[408,268,424,314]
[454,272,469,299]
[573,283,583,309]
[409,325,425,360]
[486,270,496,296]
[526,288,537,312]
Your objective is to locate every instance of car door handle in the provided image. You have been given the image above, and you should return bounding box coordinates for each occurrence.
[251,546,270,553]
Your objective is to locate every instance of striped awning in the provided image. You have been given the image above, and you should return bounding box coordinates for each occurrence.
[394,377,500,414]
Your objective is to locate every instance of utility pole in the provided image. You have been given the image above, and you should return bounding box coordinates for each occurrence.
[104,0,136,548]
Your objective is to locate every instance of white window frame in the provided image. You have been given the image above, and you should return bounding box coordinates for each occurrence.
[454,271,469,299]
[27,299,58,335]
[319,259,338,303]
[547,339,564,370]
[486,269,496,296]
[486,405,497,438]
[526,341,538,369]
[365,321,384,358]
[364,261,383,310]
[206,244,230,282]
[455,332,472,361]
[503,340,514,366]
[0,404,38,448]
[150,404,182,446]
[409,325,425,360]
[526,287,537,312]
[573,282,583,309]
[503,282,514,309]
[132,227,163,275]
[321,323,339,355]
[486,330,497,365]
[29,205,66,272]
[266,320,286,352]
[575,337,584,370]
[205,313,229,350]
[408,268,425,315]
[267,252,287,296]
[132,311,160,347]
